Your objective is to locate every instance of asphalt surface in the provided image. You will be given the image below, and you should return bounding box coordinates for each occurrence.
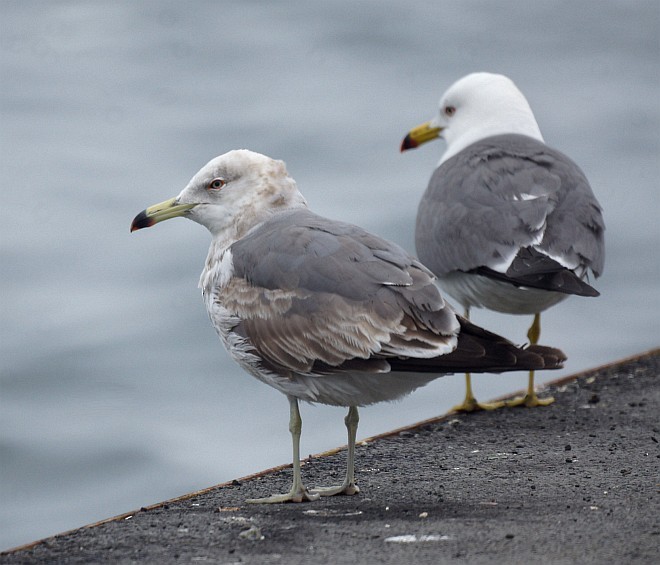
[3,348,659,564]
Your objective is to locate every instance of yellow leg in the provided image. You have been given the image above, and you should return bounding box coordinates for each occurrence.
[452,306,505,412]
[527,311,541,344]
[507,313,555,408]
[247,397,320,503]
[310,406,360,497]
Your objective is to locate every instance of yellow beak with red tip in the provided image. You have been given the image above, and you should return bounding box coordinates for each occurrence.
[400,121,442,152]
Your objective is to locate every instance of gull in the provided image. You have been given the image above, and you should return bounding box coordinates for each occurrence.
[131,149,565,503]
[401,72,605,410]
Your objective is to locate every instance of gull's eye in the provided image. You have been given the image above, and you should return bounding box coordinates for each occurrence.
[444,105,456,116]
[207,178,225,190]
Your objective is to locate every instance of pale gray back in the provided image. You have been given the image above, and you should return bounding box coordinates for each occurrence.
[415,134,605,279]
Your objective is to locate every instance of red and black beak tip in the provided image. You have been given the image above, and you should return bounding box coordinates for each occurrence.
[130,210,153,233]
[400,134,418,152]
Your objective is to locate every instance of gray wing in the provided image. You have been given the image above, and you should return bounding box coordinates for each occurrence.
[226,209,459,375]
[415,134,605,286]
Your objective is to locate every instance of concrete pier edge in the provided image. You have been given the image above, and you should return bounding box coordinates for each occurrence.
[3,346,659,557]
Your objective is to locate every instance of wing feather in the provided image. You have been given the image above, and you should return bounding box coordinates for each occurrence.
[222,210,459,374]
[415,134,605,284]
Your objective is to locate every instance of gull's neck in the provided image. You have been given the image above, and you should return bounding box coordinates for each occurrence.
[199,193,308,294]
[440,120,543,165]
[439,87,544,166]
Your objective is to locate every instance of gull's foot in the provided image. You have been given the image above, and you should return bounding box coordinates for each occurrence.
[506,393,555,408]
[452,396,506,413]
[246,487,320,504]
[310,482,360,497]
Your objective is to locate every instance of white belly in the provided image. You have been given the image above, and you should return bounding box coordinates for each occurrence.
[438,271,567,315]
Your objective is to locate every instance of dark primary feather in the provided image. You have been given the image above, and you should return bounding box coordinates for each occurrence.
[415,134,605,288]
[470,246,600,296]
[389,316,566,374]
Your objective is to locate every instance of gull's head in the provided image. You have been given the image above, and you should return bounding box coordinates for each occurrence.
[401,72,544,164]
[131,149,306,239]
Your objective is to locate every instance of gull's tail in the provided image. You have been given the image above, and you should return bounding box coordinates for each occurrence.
[389,317,566,374]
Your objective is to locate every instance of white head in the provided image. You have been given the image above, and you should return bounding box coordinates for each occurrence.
[131,149,307,243]
[402,73,544,164]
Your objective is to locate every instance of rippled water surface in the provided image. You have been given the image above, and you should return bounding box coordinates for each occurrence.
[1,0,658,550]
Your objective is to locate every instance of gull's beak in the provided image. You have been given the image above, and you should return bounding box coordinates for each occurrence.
[400,121,442,152]
[130,198,196,232]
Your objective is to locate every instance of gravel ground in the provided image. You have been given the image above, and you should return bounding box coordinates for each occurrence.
[3,348,658,564]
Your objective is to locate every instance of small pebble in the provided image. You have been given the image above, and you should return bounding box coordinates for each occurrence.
[239,525,264,541]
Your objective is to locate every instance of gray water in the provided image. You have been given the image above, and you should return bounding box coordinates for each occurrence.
[1,0,658,551]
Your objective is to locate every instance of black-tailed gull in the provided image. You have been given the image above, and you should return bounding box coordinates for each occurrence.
[131,149,566,503]
[401,72,605,410]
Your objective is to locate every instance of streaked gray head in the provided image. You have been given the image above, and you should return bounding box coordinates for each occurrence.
[131,149,307,241]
